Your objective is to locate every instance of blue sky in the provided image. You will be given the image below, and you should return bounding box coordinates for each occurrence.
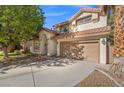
[40,5,97,29]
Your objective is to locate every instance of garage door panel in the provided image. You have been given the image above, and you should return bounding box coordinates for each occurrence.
[84,43,99,63]
[60,41,99,63]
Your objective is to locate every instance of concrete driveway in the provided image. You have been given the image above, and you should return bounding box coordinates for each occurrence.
[0,60,96,87]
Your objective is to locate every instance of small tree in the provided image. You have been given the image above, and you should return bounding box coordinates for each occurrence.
[0,6,45,58]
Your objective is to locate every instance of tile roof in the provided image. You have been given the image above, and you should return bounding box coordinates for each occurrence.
[81,8,102,13]
[54,26,111,39]
[53,21,69,27]
[42,27,60,35]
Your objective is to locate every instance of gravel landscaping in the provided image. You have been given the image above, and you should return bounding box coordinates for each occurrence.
[76,70,118,87]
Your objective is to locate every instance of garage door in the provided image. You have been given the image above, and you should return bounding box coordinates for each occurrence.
[60,41,99,63]
[83,42,99,63]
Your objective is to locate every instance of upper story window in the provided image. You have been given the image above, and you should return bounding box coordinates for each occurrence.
[59,25,69,33]
[76,15,92,25]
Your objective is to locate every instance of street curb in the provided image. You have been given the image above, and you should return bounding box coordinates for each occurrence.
[95,68,122,87]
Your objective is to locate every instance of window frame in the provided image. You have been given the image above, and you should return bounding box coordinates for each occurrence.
[76,15,92,25]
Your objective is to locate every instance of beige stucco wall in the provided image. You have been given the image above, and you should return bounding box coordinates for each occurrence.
[69,12,107,32]
[30,40,41,54]
[39,30,57,56]
[47,39,57,56]
[30,30,57,56]
[30,40,35,53]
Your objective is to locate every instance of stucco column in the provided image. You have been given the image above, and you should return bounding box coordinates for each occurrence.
[30,40,34,53]
[47,39,52,56]
[39,40,42,54]
[57,41,60,56]
[47,39,57,56]
[39,40,47,55]
[100,38,107,64]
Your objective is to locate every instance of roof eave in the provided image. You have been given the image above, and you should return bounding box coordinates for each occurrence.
[54,26,111,39]
[41,27,60,35]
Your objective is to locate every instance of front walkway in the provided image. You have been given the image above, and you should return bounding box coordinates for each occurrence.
[0,59,96,87]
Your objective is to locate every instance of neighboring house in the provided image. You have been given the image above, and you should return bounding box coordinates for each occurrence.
[30,8,112,64]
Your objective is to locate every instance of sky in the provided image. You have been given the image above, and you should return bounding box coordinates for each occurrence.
[40,5,97,29]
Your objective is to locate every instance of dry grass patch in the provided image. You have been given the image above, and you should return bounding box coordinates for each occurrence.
[76,70,118,87]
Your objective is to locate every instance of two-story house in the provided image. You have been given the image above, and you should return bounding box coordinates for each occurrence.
[53,8,107,32]
[30,8,112,64]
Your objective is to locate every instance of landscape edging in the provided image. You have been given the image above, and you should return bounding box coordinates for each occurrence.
[95,68,122,87]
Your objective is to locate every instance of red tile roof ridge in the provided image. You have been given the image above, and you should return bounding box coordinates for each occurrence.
[42,27,60,34]
[55,26,111,39]
[81,8,102,12]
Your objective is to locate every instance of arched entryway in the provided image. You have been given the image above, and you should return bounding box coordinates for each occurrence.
[40,34,48,55]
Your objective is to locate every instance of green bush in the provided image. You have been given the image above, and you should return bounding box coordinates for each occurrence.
[14,50,20,54]
[0,51,3,56]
